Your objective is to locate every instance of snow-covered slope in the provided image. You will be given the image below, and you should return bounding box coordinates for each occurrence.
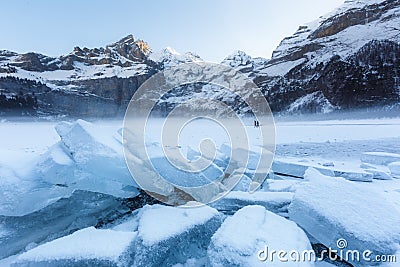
[0,36,202,116]
[1,0,400,116]
[150,47,203,68]
[271,0,400,68]
[223,0,400,113]
[0,35,153,80]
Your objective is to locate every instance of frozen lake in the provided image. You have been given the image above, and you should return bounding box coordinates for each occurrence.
[1,114,400,266]
[1,115,400,166]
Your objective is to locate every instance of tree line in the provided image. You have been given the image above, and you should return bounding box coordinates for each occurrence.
[0,91,38,110]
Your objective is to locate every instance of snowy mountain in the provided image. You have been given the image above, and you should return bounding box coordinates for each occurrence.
[1,0,400,116]
[0,35,202,116]
[149,47,203,68]
[223,0,400,113]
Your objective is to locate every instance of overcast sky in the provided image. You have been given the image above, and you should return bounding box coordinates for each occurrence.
[1,0,344,62]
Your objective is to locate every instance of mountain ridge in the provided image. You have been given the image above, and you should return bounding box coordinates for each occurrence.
[1,0,399,116]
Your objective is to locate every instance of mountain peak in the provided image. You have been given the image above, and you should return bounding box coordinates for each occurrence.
[114,34,135,46]
[221,50,254,71]
[106,35,151,61]
[163,46,180,56]
[60,34,152,70]
[150,47,203,68]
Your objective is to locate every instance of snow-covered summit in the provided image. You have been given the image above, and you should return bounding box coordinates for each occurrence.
[0,35,152,74]
[0,35,161,116]
[222,0,399,76]
[150,46,203,68]
[271,0,400,67]
[222,51,252,68]
[222,0,400,113]
[221,50,271,77]
[67,34,152,67]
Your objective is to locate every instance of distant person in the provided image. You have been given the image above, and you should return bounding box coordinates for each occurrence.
[254,120,257,128]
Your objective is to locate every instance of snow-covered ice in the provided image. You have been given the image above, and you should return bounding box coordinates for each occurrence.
[1,115,400,266]
[12,227,137,267]
[0,165,73,216]
[260,178,301,192]
[133,204,222,267]
[275,118,400,144]
[0,119,140,216]
[331,169,373,182]
[389,162,400,179]
[208,205,314,267]
[0,190,131,260]
[364,168,393,180]
[361,152,400,166]
[272,158,335,178]
[272,157,373,182]
[137,204,219,245]
[35,142,74,185]
[52,119,138,197]
[210,191,293,217]
[0,121,69,216]
[289,168,400,265]
[231,174,252,191]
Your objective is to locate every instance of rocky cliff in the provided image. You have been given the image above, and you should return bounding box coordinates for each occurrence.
[0,35,159,116]
[223,0,400,113]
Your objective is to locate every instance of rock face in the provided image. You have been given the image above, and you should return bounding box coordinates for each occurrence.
[223,0,400,113]
[1,0,400,116]
[0,35,159,116]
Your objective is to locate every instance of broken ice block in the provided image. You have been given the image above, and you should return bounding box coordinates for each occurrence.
[208,205,313,267]
[272,158,373,182]
[361,152,400,166]
[289,168,400,265]
[389,162,400,179]
[133,204,222,267]
[272,159,334,178]
[332,170,373,182]
[45,120,139,198]
[210,191,293,217]
[12,227,137,267]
